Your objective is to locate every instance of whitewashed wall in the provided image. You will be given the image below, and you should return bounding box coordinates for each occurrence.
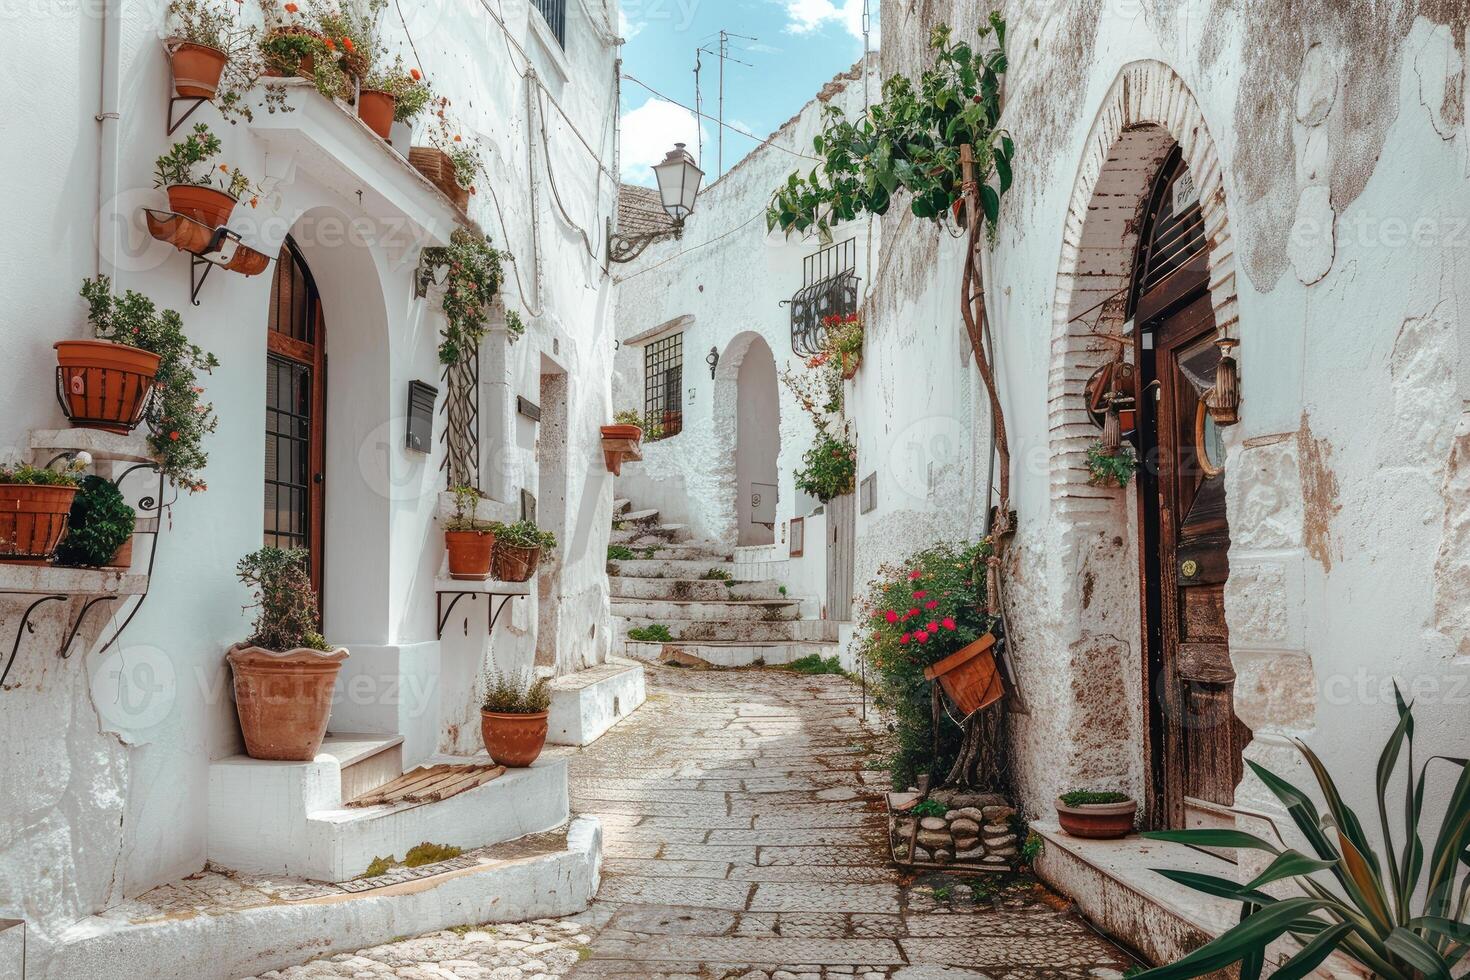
[0,0,620,967]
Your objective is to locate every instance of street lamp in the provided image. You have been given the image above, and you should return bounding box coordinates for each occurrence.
[608,143,705,264]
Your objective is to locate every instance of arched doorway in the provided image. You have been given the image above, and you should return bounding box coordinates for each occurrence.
[734,336,779,546]
[263,236,327,596]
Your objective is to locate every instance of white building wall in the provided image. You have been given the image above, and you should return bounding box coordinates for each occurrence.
[0,0,620,967]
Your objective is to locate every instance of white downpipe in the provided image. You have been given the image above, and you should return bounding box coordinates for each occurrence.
[96,0,123,278]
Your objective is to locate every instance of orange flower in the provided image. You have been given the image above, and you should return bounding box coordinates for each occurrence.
[323,36,336,50]
[283,1,298,10]
[410,68,421,81]
[341,36,355,53]
[169,432,180,441]
[219,163,230,172]
[249,196,259,208]
[453,134,462,142]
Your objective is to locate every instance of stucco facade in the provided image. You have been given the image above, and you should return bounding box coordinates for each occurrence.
[0,0,622,970]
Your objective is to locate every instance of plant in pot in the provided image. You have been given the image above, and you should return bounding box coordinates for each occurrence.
[0,462,84,566]
[303,0,382,101]
[76,277,220,493]
[1055,790,1137,839]
[55,476,137,570]
[823,312,864,380]
[260,18,323,79]
[165,0,273,122]
[154,123,262,229]
[602,410,646,476]
[359,54,430,139]
[479,669,552,767]
[444,484,495,580]
[488,520,556,583]
[227,547,347,761]
[794,430,857,504]
[1085,441,1137,489]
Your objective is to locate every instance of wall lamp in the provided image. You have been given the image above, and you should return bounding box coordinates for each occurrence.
[607,143,705,264]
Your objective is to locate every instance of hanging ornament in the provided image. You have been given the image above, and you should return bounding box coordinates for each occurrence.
[1101,395,1123,455]
[1208,338,1240,426]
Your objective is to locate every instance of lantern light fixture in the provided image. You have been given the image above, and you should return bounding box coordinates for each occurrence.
[706,346,719,379]
[608,143,706,265]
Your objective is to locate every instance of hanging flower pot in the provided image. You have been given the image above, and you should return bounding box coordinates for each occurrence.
[168,41,229,99]
[923,632,1004,718]
[446,529,495,580]
[357,88,396,140]
[54,340,161,434]
[227,645,350,761]
[840,350,861,380]
[166,184,239,228]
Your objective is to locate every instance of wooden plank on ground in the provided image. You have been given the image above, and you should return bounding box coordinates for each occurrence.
[346,764,506,808]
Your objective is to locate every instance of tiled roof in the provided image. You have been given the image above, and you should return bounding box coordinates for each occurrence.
[617,184,677,240]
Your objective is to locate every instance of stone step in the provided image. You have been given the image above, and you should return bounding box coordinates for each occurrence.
[620,508,661,527]
[611,597,801,622]
[609,523,689,545]
[616,616,838,643]
[612,498,631,516]
[622,639,842,669]
[609,577,790,602]
[547,659,646,747]
[608,542,731,561]
[608,557,736,580]
[322,734,404,803]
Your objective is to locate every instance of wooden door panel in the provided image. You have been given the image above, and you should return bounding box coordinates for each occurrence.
[1179,586,1228,641]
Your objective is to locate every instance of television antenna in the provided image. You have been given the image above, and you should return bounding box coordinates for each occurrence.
[695,30,756,178]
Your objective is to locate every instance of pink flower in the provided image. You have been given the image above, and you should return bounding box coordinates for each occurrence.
[908,569,922,580]
[908,607,920,618]
[914,630,930,643]
[900,633,911,645]
[927,621,939,632]
[925,600,939,610]
[884,610,899,625]
[942,617,957,631]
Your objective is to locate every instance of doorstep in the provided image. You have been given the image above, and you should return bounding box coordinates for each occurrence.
[44,818,601,980]
[1033,822,1369,978]
[546,658,647,746]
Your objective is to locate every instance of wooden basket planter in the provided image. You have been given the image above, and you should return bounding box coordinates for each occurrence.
[600,424,644,477]
[54,340,160,434]
[0,484,79,564]
[167,40,228,99]
[492,542,541,583]
[923,633,1004,719]
[409,147,471,211]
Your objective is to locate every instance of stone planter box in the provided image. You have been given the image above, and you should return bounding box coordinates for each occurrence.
[887,790,1021,871]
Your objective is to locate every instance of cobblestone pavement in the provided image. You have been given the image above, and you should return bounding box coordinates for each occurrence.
[255,666,1136,979]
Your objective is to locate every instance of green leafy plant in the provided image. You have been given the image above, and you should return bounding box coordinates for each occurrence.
[1086,442,1138,489]
[490,520,556,552]
[305,0,382,78]
[784,654,847,677]
[911,799,949,819]
[153,123,262,202]
[366,54,431,122]
[858,540,996,790]
[361,855,393,878]
[700,567,734,583]
[166,0,273,122]
[795,432,857,503]
[1059,790,1131,807]
[504,309,526,343]
[1020,830,1044,866]
[607,545,635,562]
[614,409,663,440]
[427,229,512,366]
[627,624,674,643]
[403,842,463,867]
[823,313,864,359]
[260,26,320,77]
[80,277,219,492]
[1135,685,1470,979]
[0,464,82,488]
[236,547,330,652]
[480,669,552,714]
[55,476,136,568]
[444,485,493,533]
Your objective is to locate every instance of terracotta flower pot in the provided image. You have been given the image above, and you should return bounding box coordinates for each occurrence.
[166,184,239,228]
[1055,797,1138,840]
[600,424,644,477]
[358,88,395,139]
[492,542,541,583]
[105,535,134,570]
[841,350,861,380]
[923,633,1004,718]
[169,41,229,99]
[446,529,495,580]
[227,644,349,761]
[0,484,78,564]
[54,340,161,434]
[480,710,549,767]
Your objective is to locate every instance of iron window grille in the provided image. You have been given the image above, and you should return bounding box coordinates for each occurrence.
[644,332,684,440]
[789,237,860,358]
[532,0,566,46]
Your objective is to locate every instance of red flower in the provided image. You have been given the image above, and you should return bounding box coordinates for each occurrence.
[908,608,920,618]
[925,600,939,610]
[323,36,336,50]
[942,618,957,631]
[927,621,939,632]
[168,431,180,441]
[913,590,926,599]
[410,68,422,81]
[341,36,355,53]
[884,610,899,624]
[914,630,930,643]
[283,1,298,11]
[908,569,922,580]
[900,633,912,645]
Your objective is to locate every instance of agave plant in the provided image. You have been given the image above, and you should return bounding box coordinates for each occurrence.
[1135,685,1469,979]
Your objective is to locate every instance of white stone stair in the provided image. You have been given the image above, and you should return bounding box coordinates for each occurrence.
[547,657,647,746]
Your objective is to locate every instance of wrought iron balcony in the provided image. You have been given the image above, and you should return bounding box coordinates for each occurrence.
[789,237,860,358]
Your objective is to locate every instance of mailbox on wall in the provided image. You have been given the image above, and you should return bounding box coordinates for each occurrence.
[406,380,438,454]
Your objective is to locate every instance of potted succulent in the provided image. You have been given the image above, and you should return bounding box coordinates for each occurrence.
[55,476,136,570]
[489,520,557,583]
[444,485,495,580]
[227,548,348,761]
[479,669,552,767]
[154,123,262,228]
[359,55,429,140]
[0,463,84,565]
[75,278,219,493]
[1055,790,1137,839]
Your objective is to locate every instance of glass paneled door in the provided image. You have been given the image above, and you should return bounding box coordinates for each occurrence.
[264,238,326,596]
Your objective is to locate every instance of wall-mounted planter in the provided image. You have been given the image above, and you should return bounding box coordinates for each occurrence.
[54,340,160,434]
[841,350,861,380]
[167,40,228,99]
[924,633,1004,718]
[492,543,542,583]
[227,644,349,761]
[446,529,495,580]
[0,484,79,565]
[409,146,470,211]
[601,424,643,477]
[166,184,239,229]
[144,209,270,276]
[358,89,395,140]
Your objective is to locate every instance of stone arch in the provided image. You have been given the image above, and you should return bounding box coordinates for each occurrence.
[1029,61,1244,813]
[711,330,781,549]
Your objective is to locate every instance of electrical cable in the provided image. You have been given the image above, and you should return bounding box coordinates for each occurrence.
[611,209,766,283]
[536,87,605,262]
[620,73,822,163]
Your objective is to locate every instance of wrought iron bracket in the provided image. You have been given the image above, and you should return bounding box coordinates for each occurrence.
[606,216,683,265]
[1,595,66,689]
[168,95,209,136]
[435,589,519,640]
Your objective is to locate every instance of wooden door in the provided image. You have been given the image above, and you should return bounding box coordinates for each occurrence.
[264,238,327,596]
[825,493,856,621]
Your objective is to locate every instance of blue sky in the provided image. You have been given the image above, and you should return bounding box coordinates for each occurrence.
[618,0,875,187]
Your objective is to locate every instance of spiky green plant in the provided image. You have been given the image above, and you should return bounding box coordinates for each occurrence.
[1135,685,1469,979]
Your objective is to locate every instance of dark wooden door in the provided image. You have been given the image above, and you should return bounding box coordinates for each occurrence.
[1140,287,1250,826]
[264,238,326,596]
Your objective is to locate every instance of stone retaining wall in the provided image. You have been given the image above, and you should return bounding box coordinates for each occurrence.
[888,791,1020,870]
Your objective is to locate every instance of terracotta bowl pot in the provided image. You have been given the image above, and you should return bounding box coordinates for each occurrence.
[446,529,495,580]
[492,543,541,583]
[55,340,161,434]
[480,710,549,767]
[228,644,349,761]
[358,89,396,139]
[170,41,228,99]
[0,484,79,564]
[1055,797,1138,839]
[166,184,239,228]
[599,424,644,441]
[923,633,1004,718]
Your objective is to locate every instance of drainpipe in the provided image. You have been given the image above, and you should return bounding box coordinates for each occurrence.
[96,0,123,278]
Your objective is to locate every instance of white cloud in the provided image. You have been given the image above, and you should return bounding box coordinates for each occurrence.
[781,0,865,41]
[619,97,702,186]
[617,9,642,40]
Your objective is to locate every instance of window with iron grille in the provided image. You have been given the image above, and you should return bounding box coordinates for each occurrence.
[789,237,859,357]
[532,0,566,46]
[643,333,683,440]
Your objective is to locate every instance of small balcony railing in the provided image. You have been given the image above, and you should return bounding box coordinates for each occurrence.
[789,238,859,358]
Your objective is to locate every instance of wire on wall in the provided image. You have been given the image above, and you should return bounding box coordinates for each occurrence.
[621,73,823,164]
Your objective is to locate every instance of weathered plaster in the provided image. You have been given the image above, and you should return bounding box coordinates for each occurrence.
[1295,414,1342,572]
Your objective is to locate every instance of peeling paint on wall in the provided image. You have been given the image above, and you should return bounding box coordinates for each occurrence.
[1433,412,1470,657]
[1296,414,1342,572]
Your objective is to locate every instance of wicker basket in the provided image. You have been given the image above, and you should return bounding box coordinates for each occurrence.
[492,543,541,583]
[0,484,78,564]
[409,147,471,212]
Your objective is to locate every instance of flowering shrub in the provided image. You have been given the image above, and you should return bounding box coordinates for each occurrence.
[794,432,856,503]
[429,229,512,366]
[821,312,863,359]
[857,540,995,789]
[236,547,331,652]
[166,0,272,122]
[153,123,262,204]
[366,54,432,122]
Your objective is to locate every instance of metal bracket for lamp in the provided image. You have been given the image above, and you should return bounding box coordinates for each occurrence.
[605,216,685,265]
